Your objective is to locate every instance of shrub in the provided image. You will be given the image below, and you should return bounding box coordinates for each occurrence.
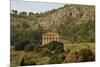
[65,49,71,55]
[49,54,64,64]
[12,29,43,50]
[20,57,36,66]
[64,51,79,63]
[24,44,34,51]
[33,46,42,52]
[78,48,95,62]
[15,40,30,50]
[24,43,42,52]
[40,47,52,57]
[46,41,64,54]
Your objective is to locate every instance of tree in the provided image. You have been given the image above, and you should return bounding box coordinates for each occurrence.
[78,48,95,62]
[12,29,43,50]
[19,11,27,15]
[15,40,30,50]
[29,12,34,15]
[12,10,18,14]
[46,41,64,54]
[24,44,34,51]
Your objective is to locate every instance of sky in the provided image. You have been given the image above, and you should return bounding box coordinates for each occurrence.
[11,0,65,13]
[26,0,95,5]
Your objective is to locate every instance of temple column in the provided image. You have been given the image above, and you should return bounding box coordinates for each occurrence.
[47,37,48,44]
[55,37,57,41]
[45,37,47,45]
[57,36,59,41]
[48,36,50,44]
[53,36,54,41]
[54,36,56,41]
[42,36,44,46]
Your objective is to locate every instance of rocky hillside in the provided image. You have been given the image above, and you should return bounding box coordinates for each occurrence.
[11,4,95,43]
[39,5,95,29]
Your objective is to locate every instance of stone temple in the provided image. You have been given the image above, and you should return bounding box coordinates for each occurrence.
[42,32,59,46]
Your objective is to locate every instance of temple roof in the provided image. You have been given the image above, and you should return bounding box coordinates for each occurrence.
[43,32,59,36]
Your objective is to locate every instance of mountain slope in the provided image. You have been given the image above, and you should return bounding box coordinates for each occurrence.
[11,4,95,43]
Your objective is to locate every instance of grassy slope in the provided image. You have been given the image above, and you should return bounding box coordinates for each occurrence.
[11,43,95,66]
[64,43,95,51]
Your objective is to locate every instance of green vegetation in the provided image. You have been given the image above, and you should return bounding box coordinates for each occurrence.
[45,41,64,54]
[10,4,95,66]
[20,56,36,66]
[11,4,95,44]
[49,54,65,64]
[11,43,95,66]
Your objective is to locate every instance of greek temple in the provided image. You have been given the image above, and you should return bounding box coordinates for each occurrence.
[42,32,59,46]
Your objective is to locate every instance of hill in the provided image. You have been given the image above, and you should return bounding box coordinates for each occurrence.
[10,4,95,44]
[10,4,95,66]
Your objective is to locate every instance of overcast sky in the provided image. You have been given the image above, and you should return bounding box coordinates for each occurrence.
[11,0,65,13]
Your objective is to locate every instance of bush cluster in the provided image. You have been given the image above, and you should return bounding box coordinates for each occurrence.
[64,48,95,63]
[46,41,64,54]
